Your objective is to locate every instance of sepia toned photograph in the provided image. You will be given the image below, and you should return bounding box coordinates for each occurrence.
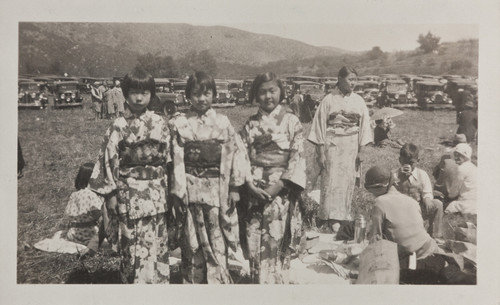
[2,0,500,304]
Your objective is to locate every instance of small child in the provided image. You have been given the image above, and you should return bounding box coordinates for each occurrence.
[89,69,172,284]
[392,144,444,239]
[65,162,103,253]
[373,116,404,148]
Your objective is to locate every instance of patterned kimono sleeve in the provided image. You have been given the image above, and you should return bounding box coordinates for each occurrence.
[307,95,329,145]
[170,122,187,201]
[89,125,116,195]
[358,101,373,146]
[230,126,251,187]
[281,116,306,190]
[238,121,255,184]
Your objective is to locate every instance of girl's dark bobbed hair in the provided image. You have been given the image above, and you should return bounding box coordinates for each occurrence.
[121,68,156,99]
[185,71,217,99]
[249,72,285,104]
[75,162,95,190]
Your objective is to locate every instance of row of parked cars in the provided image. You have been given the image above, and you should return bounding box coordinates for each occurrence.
[282,74,477,111]
[18,73,477,113]
[18,75,85,110]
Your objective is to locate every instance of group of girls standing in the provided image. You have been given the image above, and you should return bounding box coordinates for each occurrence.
[87,68,308,284]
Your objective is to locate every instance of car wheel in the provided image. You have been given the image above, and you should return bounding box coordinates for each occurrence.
[164,103,177,116]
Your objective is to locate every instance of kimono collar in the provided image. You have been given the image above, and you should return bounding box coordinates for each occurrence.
[195,107,216,123]
[258,104,282,118]
[332,87,351,98]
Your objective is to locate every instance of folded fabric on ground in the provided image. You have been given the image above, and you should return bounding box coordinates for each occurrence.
[33,231,88,255]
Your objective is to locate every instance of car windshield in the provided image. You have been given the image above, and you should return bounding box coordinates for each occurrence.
[421,85,443,91]
[299,84,320,91]
[216,83,229,91]
[59,84,77,90]
[173,83,186,91]
[387,84,406,91]
[19,84,38,91]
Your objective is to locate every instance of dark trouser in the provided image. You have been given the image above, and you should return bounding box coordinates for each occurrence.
[400,253,475,285]
[421,199,444,238]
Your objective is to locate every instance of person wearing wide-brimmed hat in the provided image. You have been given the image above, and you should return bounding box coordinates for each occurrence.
[444,143,477,215]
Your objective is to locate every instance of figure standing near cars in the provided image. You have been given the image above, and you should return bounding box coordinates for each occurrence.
[289,89,303,118]
[456,92,477,143]
[170,71,247,284]
[89,69,172,284]
[90,83,103,120]
[97,82,108,119]
[308,66,373,232]
[239,72,306,284]
[104,81,116,119]
[112,80,126,118]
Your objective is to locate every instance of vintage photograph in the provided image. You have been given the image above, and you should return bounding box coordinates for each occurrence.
[17,21,479,285]
[3,0,500,304]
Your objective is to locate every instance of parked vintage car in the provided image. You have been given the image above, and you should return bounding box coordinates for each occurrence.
[323,80,337,94]
[445,78,478,108]
[53,81,83,109]
[377,79,410,107]
[151,79,190,116]
[415,80,452,110]
[358,75,380,83]
[18,81,49,110]
[215,80,234,105]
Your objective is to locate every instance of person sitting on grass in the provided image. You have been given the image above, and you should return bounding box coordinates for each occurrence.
[65,162,104,254]
[373,116,404,149]
[392,143,444,240]
[365,165,451,284]
[444,143,477,215]
[432,134,466,205]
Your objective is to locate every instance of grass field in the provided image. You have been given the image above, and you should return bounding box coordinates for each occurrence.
[17,95,476,283]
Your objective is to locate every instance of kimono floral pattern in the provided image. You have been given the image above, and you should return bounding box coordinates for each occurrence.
[171,108,248,284]
[239,104,306,284]
[89,110,171,284]
[65,188,104,246]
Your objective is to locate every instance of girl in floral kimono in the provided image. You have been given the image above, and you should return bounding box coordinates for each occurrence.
[170,71,247,284]
[239,72,306,284]
[89,69,171,284]
[308,66,372,232]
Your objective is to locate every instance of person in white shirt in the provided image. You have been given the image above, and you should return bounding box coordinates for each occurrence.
[445,143,477,215]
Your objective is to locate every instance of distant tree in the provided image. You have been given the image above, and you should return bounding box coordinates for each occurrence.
[417,31,441,53]
[367,46,385,60]
[179,50,217,76]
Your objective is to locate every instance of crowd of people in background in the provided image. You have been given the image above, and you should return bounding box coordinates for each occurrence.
[37,65,477,285]
[90,80,126,120]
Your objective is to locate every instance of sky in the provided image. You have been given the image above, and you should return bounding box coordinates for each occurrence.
[215,24,478,52]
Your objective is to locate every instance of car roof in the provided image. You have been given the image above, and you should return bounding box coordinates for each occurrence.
[416,80,444,86]
[57,81,79,85]
[19,81,41,85]
[386,79,406,84]
[292,81,321,85]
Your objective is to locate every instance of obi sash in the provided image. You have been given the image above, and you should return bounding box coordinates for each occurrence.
[326,111,362,135]
[184,139,222,178]
[118,139,168,168]
[250,134,290,168]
